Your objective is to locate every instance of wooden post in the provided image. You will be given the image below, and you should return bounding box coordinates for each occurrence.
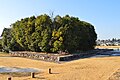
[31,72,35,78]
[7,77,11,80]
[49,68,52,74]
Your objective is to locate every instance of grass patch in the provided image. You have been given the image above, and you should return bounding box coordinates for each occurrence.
[0,52,10,57]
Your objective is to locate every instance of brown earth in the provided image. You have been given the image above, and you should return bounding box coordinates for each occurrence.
[96,46,120,49]
[0,53,120,80]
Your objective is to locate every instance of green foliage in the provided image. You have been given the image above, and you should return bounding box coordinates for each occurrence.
[0,39,2,51]
[2,14,97,53]
[1,28,23,52]
[1,28,11,52]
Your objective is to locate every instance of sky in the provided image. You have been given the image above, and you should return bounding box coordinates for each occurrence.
[0,0,120,39]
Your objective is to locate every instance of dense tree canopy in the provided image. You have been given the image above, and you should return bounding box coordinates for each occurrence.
[0,38,2,51]
[2,14,97,53]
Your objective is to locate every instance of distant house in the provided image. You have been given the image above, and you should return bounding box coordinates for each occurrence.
[100,43,107,46]
[114,42,120,46]
[96,39,120,46]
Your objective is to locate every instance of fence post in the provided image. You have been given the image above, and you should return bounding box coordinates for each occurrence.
[49,68,52,74]
[7,77,11,80]
[31,72,35,78]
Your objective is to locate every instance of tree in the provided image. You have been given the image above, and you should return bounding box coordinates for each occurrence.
[3,14,97,53]
[0,38,2,51]
[34,14,52,52]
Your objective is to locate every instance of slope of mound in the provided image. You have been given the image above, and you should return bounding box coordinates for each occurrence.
[108,68,120,80]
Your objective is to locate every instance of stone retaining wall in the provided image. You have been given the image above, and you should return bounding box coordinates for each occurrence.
[10,51,59,62]
[9,51,94,62]
[9,49,111,62]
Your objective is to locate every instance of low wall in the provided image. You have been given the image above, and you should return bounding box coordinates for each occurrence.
[10,49,112,62]
[58,52,97,61]
[9,51,96,62]
[9,51,59,62]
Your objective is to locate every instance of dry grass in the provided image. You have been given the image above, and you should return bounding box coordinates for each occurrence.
[0,52,10,57]
[108,69,120,80]
[0,52,120,80]
[96,46,120,49]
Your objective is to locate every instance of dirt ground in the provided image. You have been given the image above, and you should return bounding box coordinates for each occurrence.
[96,46,120,49]
[0,53,120,80]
